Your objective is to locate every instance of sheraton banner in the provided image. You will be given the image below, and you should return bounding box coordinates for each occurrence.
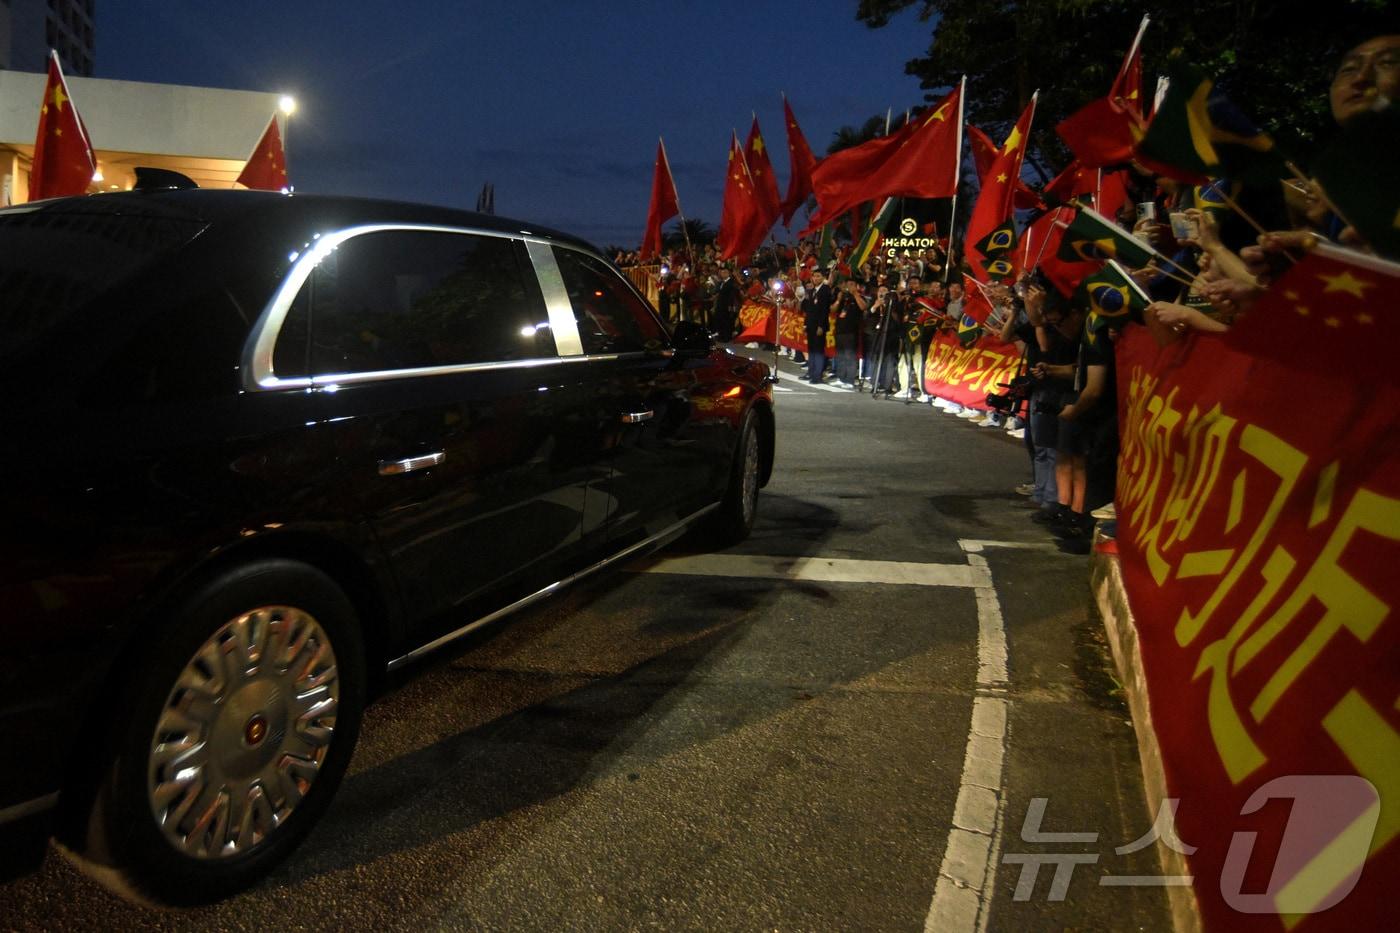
[1114,325,1398,931]
[921,331,1022,411]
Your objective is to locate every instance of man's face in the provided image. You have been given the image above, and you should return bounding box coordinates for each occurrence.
[949,284,964,299]
[812,273,824,286]
[1331,36,1400,126]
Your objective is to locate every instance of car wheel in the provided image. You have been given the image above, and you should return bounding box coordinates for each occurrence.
[71,559,365,905]
[707,410,761,545]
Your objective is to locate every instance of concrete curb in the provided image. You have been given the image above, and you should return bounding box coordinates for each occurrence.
[1090,533,1204,933]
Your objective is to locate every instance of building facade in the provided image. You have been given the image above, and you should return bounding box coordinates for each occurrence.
[1,0,95,75]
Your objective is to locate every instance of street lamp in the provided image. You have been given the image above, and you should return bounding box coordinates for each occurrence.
[278,95,297,116]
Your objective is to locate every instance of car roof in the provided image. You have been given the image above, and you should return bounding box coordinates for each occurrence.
[3,188,601,256]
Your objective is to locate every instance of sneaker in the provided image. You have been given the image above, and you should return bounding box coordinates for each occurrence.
[1090,502,1117,521]
[1015,483,1036,497]
[918,393,932,404]
[958,408,982,419]
[1006,428,1026,439]
[943,403,964,415]
[980,415,1006,428]
[836,380,855,389]
[744,342,760,349]
[1032,503,1068,526]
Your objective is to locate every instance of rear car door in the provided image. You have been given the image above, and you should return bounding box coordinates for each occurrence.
[264,225,610,654]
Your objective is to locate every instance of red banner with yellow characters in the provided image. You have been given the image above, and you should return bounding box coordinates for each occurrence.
[1114,324,1398,931]
[921,331,1022,411]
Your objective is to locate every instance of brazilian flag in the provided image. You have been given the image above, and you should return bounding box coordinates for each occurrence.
[956,311,982,348]
[1073,260,1149,333]
[974,219,1018,257]
[981,255,1016,282]
[852,198,899,271]
[817,223,835,266]
[1057,205,1158,267]
[1137,63,1288,187]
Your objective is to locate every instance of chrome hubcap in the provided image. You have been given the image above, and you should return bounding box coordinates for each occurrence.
[147,605,340,859]
[740,429,759,525]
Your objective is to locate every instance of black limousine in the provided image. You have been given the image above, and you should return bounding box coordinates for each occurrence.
[0,177,774,903]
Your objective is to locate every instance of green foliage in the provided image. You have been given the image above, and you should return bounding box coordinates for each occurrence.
[664,218,716,249]
[855,0,1400,170]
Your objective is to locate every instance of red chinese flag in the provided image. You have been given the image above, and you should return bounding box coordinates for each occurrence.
[639,139,679,261]
[780,96,818,226]
[736,310,777,343]
[236,114,289,191]
[806,82,963,232]
[1026,206,1099,297]
[960,273,995,326]
[964,95,1038,281]
[1055,15,1148,167]
[29,52,95,201]
[969,123,1041,210]
[745,117,781,232]
[717,132,763,262]
[1225,242,1400,384]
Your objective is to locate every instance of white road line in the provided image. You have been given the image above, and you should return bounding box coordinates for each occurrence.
[632,553,989,589]
[772,385,796,393]
[925,545,1013,933]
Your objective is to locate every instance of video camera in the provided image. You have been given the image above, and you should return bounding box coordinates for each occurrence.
[985,375,1034,414]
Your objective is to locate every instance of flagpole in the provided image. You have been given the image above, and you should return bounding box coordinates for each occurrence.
[659,137,695,269]
[943,75,967,285]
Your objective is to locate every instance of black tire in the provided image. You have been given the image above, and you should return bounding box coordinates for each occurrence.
[70,559,366,906]
[707,410,761,545]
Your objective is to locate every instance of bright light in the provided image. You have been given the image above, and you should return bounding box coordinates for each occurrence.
[91,169,104,183]
[520,325,538,337]
[288,251,300,263]
[279,95,297,116]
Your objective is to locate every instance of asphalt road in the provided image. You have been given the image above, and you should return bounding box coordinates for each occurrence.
[0,354,1172,932]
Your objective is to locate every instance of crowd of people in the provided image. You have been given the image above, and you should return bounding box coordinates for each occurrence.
[617,25,1400,557]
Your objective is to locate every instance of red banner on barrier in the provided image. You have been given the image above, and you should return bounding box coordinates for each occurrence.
[921,331,1023,411]
[1114,324,1399,931]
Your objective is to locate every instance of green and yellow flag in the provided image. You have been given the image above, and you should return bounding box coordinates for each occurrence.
[1057,205,1158,267]
[973,218,1018,257]
[852,197,898,271]
[1135,63,1287,186]
[1073,259,1150,337]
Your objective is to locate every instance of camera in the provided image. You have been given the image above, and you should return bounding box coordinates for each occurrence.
[985,375,1034,414]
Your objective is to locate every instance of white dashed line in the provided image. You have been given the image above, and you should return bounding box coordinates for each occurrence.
[924,541,1021,933]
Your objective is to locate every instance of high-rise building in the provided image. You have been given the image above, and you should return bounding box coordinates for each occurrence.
[0,0,95,76]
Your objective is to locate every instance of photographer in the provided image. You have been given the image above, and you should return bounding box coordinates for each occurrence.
[832,279,867,388]
[864,280,903,395]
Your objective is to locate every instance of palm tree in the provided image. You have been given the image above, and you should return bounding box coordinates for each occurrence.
[826,114,889,155]
[663,218,715,251]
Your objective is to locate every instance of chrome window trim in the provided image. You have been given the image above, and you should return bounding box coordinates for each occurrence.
[525,239,585,357]
[241,222,587,392]
[544,240,674,351]
[385,502,719,673]
[251,351,657,392]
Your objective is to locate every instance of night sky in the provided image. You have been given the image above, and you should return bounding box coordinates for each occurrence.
[95,0,941,249]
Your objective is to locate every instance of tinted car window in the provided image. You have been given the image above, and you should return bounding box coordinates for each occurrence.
[0,201,208,361]
[295,229,554,376]
[552,246,667,354]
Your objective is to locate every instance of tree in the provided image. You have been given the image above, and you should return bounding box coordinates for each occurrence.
[663,218,716,250]
[854,0,1400,172]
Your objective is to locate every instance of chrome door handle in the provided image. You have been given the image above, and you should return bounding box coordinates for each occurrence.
[621,410,655,424]
[377,452,446,476]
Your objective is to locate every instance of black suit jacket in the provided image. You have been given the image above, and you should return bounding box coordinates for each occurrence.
[801,283,832,333]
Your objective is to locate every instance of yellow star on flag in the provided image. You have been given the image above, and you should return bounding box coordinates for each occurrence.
[1001,125,1022,155]
[1324,316,1342,328]
[49,83,69,113]
[1319,270,1373,299]
[924,103,950,126]
[996,173,1008,184]
[751,136,765,155]
[1357,312,1374,324]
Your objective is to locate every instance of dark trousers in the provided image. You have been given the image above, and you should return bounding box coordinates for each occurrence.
[806,329,826,380]
[835,332,858,383]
